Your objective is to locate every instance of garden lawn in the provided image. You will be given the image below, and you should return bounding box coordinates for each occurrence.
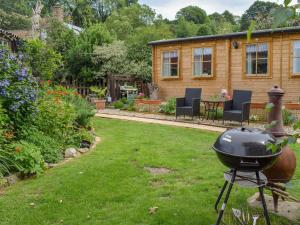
[0,118,299,225]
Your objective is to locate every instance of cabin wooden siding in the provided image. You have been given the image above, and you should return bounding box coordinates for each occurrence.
[152,33,300,103]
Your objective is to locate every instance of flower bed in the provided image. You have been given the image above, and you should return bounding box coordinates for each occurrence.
[0,49,95,178]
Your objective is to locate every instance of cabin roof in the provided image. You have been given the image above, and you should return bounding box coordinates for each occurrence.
[149,26,300,46]
[0,29,21,41]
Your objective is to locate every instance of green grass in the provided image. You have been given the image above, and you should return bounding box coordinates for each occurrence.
[0,118,299,225]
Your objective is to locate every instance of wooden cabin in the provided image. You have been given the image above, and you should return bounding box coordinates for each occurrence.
[149,26,300,104]
[0,29,22,52]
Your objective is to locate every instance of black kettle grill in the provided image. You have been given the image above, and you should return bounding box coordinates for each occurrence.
[212,127,282,225]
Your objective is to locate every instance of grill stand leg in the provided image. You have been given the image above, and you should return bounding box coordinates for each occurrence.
[214,180,228,212]
[255,171,271,225]
[215,169,236,225]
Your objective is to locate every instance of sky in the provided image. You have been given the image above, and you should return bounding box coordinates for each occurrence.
[139,0,298,20]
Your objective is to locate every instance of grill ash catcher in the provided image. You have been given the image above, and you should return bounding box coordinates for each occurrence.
[212,127,282,225]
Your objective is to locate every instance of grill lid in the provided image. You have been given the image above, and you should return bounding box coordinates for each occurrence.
[213,127,279,157]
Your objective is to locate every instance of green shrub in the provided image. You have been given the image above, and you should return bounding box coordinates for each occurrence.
[24,131,63,164]
[0,149,18,177]
[113,100,125,109]
[14,141,45,175]
[126,100,135,111]
[62,94,95,128]
[282,109,295,126]
[36,95,77,146]
[75,128,94,144]
[159,98,176,115]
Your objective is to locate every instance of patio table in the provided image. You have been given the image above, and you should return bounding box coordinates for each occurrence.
[202,98,225,122]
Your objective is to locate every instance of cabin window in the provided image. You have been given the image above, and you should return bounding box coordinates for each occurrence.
[245,43,268,76]
[292,40,300,75]
[193,47,213,77]
[161,50,179,77]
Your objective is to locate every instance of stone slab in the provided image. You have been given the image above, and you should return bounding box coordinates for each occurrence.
[248,192,300,222]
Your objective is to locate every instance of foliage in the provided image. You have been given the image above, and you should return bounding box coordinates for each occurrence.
[90,86,107,99]
[13,141,45,175]
[282,109,295,126]
[0,9,31,30]
[24,130,63,163]
[112,98,135,111]
[240,1,279,31]
[0,49,38,138]
[66,23,113,82]
[23,39,62,81]
[62,94,96,128]
[76,128,94,144]
[113,99,124,109]
[0,149,18,178]
[271,0,300,28]
[0,0,34,16]
[46,19,77,58]
[175,17,198,38]
[36,89,77,146]
[159,98,176,115]
[175,6,207,24]
[92,41,130,77]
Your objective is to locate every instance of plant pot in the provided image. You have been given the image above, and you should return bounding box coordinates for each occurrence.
[94,99,106,110]
[90,97,98,104]
[263,145,297,183]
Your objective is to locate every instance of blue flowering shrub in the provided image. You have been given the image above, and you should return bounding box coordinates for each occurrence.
[0,49,38,138]
[0,49,95,176]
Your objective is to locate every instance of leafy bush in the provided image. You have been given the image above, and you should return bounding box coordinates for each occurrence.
[0,150,18,177]
[62,94,95,128]
[159,98,176,115]
[74,128,94,145]
[24,131,63,164]
[282,109,295,126]
[113,98,135,111]
[14,141,45,176]
[113,100,125,109]
[36,95,77,146]
[23,40,62,81]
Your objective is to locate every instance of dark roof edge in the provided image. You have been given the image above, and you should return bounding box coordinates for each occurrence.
[149,26,300,46]
[0,28,22,41]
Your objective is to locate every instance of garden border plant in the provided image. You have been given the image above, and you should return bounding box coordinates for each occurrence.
[0,48,96,179]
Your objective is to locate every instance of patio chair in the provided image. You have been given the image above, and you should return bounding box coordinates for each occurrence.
[176,88,202,120]
[223,90,252,126]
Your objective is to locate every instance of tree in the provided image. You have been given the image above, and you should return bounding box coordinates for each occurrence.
[92,40,129,77]
[46,19,78,56]
[71,0,96,27]
[66,23,113,82]
[197,24,213,36]
[240,0,279,31]
[222,10,236,25]
[23,39,62,80]
[175,17,198,38]
[0,9,32,30]
[0,0,35,16]
[175,6,207,24]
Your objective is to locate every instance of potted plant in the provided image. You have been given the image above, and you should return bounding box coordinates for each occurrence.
[90,86,107,110]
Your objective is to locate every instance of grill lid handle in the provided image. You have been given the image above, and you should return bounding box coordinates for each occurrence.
[240,159,260,167]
